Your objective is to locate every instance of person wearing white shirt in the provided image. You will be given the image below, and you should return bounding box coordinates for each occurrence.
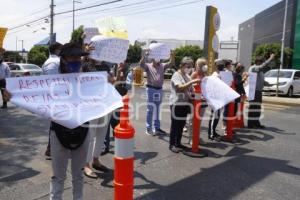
[42,42,62,75]
[0,50,11,109]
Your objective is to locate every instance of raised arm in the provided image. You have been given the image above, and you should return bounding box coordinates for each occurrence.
[256,53,275,72]
[139,50,149,70]
[163,51,175,69]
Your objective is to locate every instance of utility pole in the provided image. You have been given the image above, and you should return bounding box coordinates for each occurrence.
[15,36,18,62]
[73,0,82,32]
[50,0,54,45]
[276,0,288,96]
[73,0,75,31]
[19,40,24,63]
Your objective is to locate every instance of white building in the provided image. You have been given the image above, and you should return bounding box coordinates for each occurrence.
[137,38,204,50]
[137,38,239,62]
[218,41,239,63]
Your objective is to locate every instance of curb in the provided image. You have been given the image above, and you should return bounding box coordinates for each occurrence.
[262,98,300,107]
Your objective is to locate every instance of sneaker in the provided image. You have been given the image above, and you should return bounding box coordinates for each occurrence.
[169,146,180,153]
[154,128,167,135]
[1,105,7,109]
[146,129,153,136]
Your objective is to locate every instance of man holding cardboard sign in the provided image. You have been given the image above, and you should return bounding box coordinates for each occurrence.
[140,42,175,136]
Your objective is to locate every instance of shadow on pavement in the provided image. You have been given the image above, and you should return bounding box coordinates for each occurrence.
[97,169,163,190]
[136,150,300,200]
[265,126,296,135]
[0,166,40,183]
[0,107,47,187]
[135,151,159,165]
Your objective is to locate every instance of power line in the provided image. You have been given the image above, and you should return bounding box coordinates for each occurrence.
[54,0,164,21]
[5,7,49,28]
[6,21,47,36]
[7,0,122,32]
[55,0,123,16]
[8,16,49,31]
[55,0,199,23]
[7,0,201,36]
[117,0,203,17]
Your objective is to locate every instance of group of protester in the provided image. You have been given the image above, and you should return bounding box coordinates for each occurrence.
[0,38,275,199]
[155,56,243,152]
[141,49,274,153]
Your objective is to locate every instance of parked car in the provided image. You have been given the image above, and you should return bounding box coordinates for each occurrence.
[263,69,300,97]
[9,63,42,77]
[4,62,14,66]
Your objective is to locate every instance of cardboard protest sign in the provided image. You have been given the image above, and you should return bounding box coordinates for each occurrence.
[6,72,123,129]
[148,43,170,60]
[96,17,128,39]
[245,72,257,101]
[89,35,129,64]
[220,71,233,86]
[0,27,8,48]
[201,76,240,111]
[84,27,99,44]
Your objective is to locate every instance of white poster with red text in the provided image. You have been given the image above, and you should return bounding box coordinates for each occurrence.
[6,72,123,129]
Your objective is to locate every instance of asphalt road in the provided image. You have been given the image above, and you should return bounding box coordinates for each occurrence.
[0,86,300,200]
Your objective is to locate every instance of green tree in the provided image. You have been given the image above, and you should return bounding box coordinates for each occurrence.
[126,43,142,64]
[173,45,203,68]
[70,25,84,45]
[28,46,49,66]
[3,51,24,63]
[253,43,293,68]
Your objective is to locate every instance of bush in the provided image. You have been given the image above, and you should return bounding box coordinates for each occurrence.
[28,46,49,66]
[126,43,142,64]
[173,45,203,68]
[70,25,84,46]
[3,51,24,63]
[253,43,293,68]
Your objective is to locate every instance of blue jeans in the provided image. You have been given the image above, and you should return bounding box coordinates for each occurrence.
[146,87,163,131]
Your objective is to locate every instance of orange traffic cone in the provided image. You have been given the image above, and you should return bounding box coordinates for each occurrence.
[234,96,245,129]
[114,95,135,200]
[224,81,236,142]
[182,83,207,158]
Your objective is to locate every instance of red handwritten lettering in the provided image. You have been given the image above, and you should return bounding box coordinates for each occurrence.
[19,80,28,90]
[23,95,30,102]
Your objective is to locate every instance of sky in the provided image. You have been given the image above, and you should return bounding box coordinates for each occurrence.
[0,0,282,51]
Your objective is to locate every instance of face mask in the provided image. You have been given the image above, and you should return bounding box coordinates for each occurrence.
[67,61,81,73]
[202,65,208,72]
[184,68,192,75]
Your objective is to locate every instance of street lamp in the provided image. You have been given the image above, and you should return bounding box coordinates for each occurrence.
[73,0,82,31]
[276,0,288,97]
